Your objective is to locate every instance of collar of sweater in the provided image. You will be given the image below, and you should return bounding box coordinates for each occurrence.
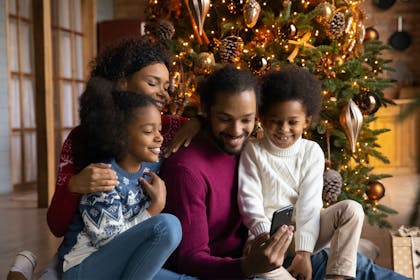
[261,136,303,157]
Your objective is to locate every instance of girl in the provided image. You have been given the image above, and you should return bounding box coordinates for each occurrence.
[238,65,364,280]
[62,77,182,279]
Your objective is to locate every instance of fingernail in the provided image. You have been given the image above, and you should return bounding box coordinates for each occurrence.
[281,225,287,231]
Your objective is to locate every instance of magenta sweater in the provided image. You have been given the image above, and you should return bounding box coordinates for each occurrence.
[160,132,247,279]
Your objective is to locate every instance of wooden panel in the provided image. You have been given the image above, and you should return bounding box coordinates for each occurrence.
[370,99,420,174]
[33,0,55,208]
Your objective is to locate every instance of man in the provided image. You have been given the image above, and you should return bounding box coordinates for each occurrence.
[160,65,294,279]
[160,65,410,280]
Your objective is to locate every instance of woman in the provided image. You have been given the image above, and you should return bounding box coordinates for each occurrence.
[48,36,198,238]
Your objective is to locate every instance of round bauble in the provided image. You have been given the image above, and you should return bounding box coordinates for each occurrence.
[366,181,385,201]
[354,91,381,115]
[249,55,267,74]
[364,27,379,41]
[194,52,215,75]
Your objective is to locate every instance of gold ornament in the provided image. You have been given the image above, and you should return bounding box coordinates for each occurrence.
[339,99,363,153]
[366,181,385,201]
[243,0,261,28]
[364,27,379,41]
[194,52,215,75]
[314,2,334,25]
[187,0,210,36]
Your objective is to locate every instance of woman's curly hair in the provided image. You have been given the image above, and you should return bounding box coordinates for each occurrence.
[89,36,172,81]
[260,65,322,121]
[79,77,158,164]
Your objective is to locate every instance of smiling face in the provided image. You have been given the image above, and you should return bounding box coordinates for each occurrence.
[120,63,170,110]
[208,89,257,155]
[262,100,312,149]
[123,105,163,169]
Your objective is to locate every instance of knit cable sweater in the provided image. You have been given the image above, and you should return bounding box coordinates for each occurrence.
[238,136,324,253]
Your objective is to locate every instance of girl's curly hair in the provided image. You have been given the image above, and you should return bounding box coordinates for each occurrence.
[79,77,158,164]
[89,36,172,81]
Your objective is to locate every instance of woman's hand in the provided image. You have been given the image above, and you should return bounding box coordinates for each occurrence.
[142,172,167,216]
[163,117,201,158]
[68,163,118,194]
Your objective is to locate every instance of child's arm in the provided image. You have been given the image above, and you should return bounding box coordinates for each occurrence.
[293,143,325,253]
[238,143,271,237]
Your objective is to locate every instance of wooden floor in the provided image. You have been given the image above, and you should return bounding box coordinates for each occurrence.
[0,191,61,279]
[0,174,418,278]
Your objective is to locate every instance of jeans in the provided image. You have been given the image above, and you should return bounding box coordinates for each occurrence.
[63,213,190,280]
[284,248,412,280]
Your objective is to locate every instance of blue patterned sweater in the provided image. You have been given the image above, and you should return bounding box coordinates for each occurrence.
[60,158,160,272]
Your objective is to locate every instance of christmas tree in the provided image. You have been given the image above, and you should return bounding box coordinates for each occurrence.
[146,0,397,228]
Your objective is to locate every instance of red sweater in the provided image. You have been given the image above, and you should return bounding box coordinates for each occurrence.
[160,132,247,279]
[47,114,187,237]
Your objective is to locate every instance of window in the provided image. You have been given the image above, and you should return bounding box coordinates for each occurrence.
[8,0,37,189]
[7,0,95,195]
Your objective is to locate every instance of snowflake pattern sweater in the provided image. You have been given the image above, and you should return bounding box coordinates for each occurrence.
[62,158,159,271]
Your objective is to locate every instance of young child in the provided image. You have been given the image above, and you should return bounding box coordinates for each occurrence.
[238,65,364,280]
[60,77,182,279]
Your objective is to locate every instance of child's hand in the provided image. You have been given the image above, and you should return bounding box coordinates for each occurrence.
[287,251,312,280]
[69,163,118,194]
[141,172,166,216]
[163,117,201,158]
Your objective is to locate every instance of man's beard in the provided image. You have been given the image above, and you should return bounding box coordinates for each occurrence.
[214,132,250,155]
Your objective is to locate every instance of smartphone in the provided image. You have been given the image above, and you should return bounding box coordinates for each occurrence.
[269,205,293,236]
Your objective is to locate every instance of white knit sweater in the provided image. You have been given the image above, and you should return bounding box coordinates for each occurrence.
[238,136,325,253]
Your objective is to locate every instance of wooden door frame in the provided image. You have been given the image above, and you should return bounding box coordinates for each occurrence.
[33,0,96,207]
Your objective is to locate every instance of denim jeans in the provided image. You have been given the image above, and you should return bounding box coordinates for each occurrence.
[63,213,190,280]
[284,248,412,280]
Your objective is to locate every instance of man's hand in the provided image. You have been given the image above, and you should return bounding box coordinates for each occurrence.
[142,172,167,216]
[241,225,294,278]
[68,163,118,194]
[287,251,312,280]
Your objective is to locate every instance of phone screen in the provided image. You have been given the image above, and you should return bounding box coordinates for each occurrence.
[269,205,293,236]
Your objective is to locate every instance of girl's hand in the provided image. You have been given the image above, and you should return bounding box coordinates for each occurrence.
[163,117,201,158]
[142,172,167,216]
[68,163,118,194]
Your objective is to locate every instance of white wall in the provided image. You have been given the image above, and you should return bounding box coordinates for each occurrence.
[0,0,10,194]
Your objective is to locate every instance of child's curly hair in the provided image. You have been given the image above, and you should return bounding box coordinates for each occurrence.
[79,77,159,163]
[89,36,172,81]
[260,65,322,121]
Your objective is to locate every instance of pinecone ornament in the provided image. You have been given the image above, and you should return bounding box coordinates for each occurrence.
[219,35,244,63]
[145,20,175,41]
[323,168,343,204]
[157,20,175,40]
[326,12,345,39]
